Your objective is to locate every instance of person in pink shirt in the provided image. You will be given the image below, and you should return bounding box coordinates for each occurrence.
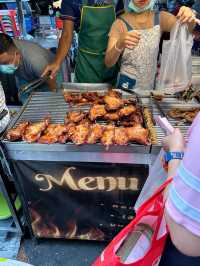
[159,112,200,265]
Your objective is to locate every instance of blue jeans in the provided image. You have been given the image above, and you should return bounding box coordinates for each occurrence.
[160,237,200,266]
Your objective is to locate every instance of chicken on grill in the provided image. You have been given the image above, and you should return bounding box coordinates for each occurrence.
[104,112,119,121]
[65,111,86,124]
[106,89,122,99]
[38,124,67,144]
[126,125,149,145]
[81,92,100,103]
[114,127,129,145]
[118,105,137,118]
[6,121,29,141]
[87,124,104,144]
[168,107,200,123]
[23,118,50,143]
[101,125,115,147]
[71,124,90,145]
[89,104,107,121]
[104,95,124,111]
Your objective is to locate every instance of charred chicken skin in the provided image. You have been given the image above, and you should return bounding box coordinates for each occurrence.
[126,125,149,145]
[38,124,67,144]
[104,95,124,111]
[23,118,50,143]
[65,111,86,124]
[89,105,107,121]
[6,121,29,141]
[104,112,119,121]
[114,127,129,145]
[87,124,104,144]
[101,125,115,146]
[118,105,137,118]
[71,124,90,145]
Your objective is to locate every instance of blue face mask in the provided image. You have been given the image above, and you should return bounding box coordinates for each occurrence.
[128,0,156,13]
[0,64,18,74]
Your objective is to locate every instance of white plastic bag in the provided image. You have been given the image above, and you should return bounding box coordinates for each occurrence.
[158,22,193,93]
[134,149,167,211]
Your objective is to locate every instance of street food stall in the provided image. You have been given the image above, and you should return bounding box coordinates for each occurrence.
[1,83,199,241]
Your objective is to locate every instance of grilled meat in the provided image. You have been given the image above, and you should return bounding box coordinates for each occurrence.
[63,92,81,104]
[87,124,104,144]
[81,92,99,102]
[168,107,200,123]
[104,112,119,121]
[71,124,90,145]
[118,105,137,118]
[6,121,29,141]
[89,104,107,121]
[65,111,86,124]
[23,118,50,143]
[38,124,67,144]
[114,127,129,145]
[106,89,122,99]
[101,125,115,146]
[58,133,69,144]
[104,95,124,111]
[126,125,149,145]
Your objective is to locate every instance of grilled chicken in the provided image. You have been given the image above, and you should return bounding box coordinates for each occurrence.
[63,92,81,104]
[38,124,67,144]
[87,124,104,144]
[65,111,86,124]
[118,105,137,118]
[168,107,200,123]
[104,112,119,121]
[23,118,50,143]
[89,104,107,121]
[126,125,149,145]
[71,124,90,145]
[104,95,124,111]
[6,121,29,141]
[101,125,115,147]
[114,127,129,145]
[106,89,122,99]
[81,92,100,102]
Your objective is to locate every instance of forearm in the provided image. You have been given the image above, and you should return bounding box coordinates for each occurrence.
[54,20,74,66]
[105,43,122,68]
[55,33,73,65]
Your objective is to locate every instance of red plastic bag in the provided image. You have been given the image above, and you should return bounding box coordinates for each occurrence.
[93,179,172,266]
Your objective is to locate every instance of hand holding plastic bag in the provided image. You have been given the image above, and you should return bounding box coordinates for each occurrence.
[158,22,193,93]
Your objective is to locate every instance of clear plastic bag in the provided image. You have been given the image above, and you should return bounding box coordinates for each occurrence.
[158,22,193,93]
[134,149,167,211]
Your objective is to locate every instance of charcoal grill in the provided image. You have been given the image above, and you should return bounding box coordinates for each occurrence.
[2,83,199,164]
[1,84,151,164]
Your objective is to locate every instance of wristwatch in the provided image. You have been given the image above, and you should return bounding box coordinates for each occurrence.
[164,152,184,163]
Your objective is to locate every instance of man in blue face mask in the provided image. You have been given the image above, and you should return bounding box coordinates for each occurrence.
[0,33,57,104]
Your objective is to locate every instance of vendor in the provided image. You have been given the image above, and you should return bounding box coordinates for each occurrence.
[0,33,56,104]
[43,0,124,84]
[105,1,196,91]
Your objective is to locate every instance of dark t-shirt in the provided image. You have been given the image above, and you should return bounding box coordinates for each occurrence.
[14,39,55,82]
[60,0,124,31]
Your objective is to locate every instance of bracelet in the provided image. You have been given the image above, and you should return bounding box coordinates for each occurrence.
[114,43,123,53]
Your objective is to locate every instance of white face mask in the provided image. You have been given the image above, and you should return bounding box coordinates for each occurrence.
[128,0,156,13]
[0,53,18,75]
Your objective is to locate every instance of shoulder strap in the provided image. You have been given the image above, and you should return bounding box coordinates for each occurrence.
[154,11,160,26]
[118,17,133,32]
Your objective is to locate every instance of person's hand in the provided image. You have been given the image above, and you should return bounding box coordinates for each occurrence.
[177,6,196,24]
[162,128,185,152]
[42,61,61,79]
[116,31,140,51]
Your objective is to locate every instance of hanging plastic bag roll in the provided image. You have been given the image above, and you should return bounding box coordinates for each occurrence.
[158,22,193,93]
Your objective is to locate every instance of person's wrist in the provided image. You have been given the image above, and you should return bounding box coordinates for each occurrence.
[169,146,184,153]
[115,40,124,52]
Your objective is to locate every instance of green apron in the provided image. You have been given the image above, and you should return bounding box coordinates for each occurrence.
[75,0,118,84]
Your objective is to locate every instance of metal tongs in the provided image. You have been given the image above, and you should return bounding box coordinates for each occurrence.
[18,74,50,98]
